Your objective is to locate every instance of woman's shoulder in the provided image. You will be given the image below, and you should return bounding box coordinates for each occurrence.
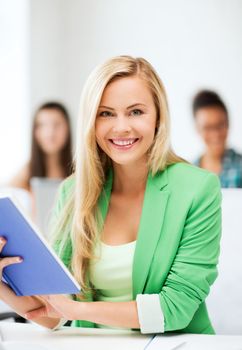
[53,174,75,214]
[166,162,220,190]
[162,162,221,210]
[226,148,242,163]
[58,174,75,199]
[8,162,31,191]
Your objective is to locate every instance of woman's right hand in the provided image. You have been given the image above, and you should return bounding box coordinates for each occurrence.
[0,236,60,329]
[0,236,23,282]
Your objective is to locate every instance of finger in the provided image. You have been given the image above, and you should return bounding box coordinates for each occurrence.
[0,256,23,269]
[25,306,47,320]
[36,295,52,306]
[39,294,63,303]
[39,295,51,301]
[0,237,7,253]
[38,295,59,309]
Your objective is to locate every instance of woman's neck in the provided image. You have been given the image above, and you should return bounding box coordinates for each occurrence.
[112,160,148,195]
[200,151,224,174]
[203,150,225,163]
[45,153,64,178]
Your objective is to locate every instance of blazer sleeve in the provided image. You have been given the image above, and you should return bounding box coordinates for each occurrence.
[158,172,222,331]
[137,172,222,333]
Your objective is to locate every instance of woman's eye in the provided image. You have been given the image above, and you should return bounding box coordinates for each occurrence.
[130,109,143,116]
[99,111,113,117]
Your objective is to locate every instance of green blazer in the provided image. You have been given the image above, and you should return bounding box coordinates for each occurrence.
[53,162,221,334]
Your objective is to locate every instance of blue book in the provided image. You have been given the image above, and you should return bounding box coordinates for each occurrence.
[0,196,80,296]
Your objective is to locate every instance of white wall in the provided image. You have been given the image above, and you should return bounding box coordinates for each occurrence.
[0,0,30,182]
[30,0,66,110]
[2,0,242,181]
[30,0,242,162]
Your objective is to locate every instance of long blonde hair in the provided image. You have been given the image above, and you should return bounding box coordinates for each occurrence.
[52,55,184,293]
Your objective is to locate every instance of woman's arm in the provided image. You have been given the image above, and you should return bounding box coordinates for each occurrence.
[156,172,222,332]
[80,300,140,328]
[0,282,60,328]
[26,295,140,329]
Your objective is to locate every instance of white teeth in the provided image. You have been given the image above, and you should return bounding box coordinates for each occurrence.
[112,139,136,146]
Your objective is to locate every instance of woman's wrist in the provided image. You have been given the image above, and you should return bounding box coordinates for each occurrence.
[0,281,12,299]
[71,300,89,321]
[0,282,4,298]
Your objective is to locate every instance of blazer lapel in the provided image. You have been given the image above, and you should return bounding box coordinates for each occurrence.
[97,168,170,298]
[97,170,113,230]
[132,169,170,298]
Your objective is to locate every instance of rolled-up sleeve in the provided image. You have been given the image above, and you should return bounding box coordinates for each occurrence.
[136,294,164,333]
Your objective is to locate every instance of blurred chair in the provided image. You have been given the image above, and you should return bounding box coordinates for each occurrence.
[206,189,242,334]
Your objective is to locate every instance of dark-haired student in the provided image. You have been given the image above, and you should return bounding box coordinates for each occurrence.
[9,102,73,192]
[192,90,242,188]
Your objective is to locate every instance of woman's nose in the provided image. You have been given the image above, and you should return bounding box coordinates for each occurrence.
[112,115,131,133]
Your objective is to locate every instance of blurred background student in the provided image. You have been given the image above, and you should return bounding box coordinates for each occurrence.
[7,102,73,233]
[192,90,242,188]
[9,101,73,192]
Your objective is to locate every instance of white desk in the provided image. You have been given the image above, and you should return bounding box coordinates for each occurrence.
[0,322,149,350]
[0,322,241,350]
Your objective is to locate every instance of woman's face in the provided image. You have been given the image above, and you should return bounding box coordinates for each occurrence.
[95,76,157,167]
[35,109,69,155]
[195,107,228,157]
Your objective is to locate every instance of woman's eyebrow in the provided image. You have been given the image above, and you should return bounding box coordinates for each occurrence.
[127,103,146,109]
[98,105,114,110]
[98,103,146,110]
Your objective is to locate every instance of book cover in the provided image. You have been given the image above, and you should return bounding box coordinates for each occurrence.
[0,196,80,296]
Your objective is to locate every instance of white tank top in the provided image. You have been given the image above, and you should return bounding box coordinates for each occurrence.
[89,240,136,303]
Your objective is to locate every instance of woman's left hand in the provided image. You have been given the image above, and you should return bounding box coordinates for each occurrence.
[25,294,78,320]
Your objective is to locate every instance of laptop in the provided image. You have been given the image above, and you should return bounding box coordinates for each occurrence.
[30,177,62,237]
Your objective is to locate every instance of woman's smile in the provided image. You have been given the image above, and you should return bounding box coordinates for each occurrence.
[108,137,140,150]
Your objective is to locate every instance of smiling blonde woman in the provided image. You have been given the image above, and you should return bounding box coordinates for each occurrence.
[0,56,221,334]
